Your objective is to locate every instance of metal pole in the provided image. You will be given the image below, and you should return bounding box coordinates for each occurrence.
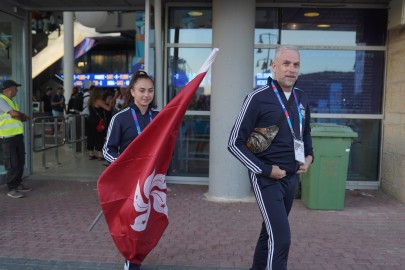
[88,210,103,232]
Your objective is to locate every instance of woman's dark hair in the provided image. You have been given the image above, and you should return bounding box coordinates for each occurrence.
[88,87,104,108]
[122,70,157,109]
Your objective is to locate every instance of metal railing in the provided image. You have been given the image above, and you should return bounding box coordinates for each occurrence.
[32,114,87,169]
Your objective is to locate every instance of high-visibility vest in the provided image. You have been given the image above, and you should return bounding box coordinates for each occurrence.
[0,94,24,137]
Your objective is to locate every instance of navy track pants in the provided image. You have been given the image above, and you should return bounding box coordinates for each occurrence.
[249,172,299,270]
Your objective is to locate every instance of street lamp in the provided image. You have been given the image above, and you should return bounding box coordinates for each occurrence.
[256,58,273,72]
[258,32,277,44]
[257,32,277,71]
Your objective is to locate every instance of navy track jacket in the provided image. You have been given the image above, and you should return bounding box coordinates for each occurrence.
[228,77,313,178]
[103,104,158,163]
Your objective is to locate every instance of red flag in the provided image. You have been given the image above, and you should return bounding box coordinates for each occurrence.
[97,48,219,264]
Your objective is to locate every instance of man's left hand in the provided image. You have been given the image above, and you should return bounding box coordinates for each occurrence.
[297,155,313,174]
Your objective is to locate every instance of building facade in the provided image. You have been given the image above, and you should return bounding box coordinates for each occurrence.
[1,0,405,203]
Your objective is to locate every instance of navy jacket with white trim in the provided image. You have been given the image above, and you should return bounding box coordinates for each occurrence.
[228,77,313,178]
[103,104,158,163]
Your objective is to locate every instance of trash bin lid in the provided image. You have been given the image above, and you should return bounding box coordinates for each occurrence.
[310,123,358,138]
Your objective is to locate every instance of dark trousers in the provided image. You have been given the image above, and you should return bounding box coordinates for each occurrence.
[86,116,106,152]
[250,172,299,270]
[1,135,25,191]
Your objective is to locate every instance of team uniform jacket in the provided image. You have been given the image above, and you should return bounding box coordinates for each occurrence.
[228,77,313,177]
[103,104,158,163]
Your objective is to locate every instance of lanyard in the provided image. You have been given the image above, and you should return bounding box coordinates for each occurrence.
[131,108,153,134]
[270,81,302,140]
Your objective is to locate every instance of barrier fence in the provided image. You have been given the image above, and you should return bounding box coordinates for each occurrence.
[32,114,87,169]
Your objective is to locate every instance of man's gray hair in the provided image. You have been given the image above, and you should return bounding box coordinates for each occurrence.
[274,45,300,61]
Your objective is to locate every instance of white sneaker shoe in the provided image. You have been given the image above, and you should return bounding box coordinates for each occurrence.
[124,260,129,270]
[124,260,141,270]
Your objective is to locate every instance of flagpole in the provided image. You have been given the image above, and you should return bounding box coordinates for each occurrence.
[88,210,103,232]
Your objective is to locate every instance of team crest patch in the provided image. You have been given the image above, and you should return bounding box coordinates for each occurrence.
[300,103,305,119]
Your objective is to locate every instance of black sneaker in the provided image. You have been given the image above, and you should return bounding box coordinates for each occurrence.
[17,184,32,192]
[7,189,24,198]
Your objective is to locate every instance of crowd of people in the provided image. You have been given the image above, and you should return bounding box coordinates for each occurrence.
[31,11,61,36]
[38,84,128,160]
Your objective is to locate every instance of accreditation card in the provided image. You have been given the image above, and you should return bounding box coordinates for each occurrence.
[294,139,305,164]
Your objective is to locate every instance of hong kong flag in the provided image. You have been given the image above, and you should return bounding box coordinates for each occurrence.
[97,48,219,264]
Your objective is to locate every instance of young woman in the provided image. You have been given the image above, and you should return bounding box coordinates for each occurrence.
[103,71,157,165]
[102,71,157,270]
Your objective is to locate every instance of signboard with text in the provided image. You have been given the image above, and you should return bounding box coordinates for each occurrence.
[58,73,132,88]
[255,72,271,87]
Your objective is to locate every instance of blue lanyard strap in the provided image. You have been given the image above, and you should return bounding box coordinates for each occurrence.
[131,108,153,134]
[270,81,302,140]
[292,90,303,139]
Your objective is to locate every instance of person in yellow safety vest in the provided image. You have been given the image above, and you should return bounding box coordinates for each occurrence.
[0,80,31,198]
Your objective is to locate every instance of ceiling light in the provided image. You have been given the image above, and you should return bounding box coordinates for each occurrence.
[317,24,331,28]
[304,12,320,17]
[289,23,298,30]
[188,11,203,17]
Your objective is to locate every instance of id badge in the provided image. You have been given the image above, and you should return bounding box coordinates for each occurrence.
[294,139,305,164]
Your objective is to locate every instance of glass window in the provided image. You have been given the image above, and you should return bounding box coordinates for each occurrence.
[254,7,385,185]
[254,49,384,115]
[83,50,134,74]
[255,8,388,46]
[0,11,25,175]
[168,115,210,177]
[167,7,212,179]
[254,48,275,87]
[168,7,212,44]
[280,8,387,46]
[0,25,11,77]
[255,8,279,46]
[167,48,212,110]
[296,50,384,114]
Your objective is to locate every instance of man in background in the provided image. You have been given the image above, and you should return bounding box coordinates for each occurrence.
[51,86,66,135]
[40,86,53,116]
[0,80,31,198]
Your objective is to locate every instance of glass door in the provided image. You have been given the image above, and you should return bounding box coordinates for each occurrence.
[0,10,30,180]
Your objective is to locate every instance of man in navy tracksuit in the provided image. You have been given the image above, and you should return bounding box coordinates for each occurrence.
[228,45,313,270]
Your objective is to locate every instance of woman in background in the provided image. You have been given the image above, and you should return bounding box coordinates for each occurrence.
[86,87,114,160]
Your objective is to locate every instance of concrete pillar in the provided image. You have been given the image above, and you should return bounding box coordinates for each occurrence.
[208,0,255,200]
[63,12,74,105]
[153,0,164,109]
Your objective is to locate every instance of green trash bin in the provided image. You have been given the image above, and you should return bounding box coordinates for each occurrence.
[300,123,358,210]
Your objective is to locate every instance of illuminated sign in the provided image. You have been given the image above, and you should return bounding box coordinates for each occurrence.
[255,72,271,87]
[58,73,132,88]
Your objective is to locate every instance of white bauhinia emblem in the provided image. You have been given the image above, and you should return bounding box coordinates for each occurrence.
[131,169,168,232]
